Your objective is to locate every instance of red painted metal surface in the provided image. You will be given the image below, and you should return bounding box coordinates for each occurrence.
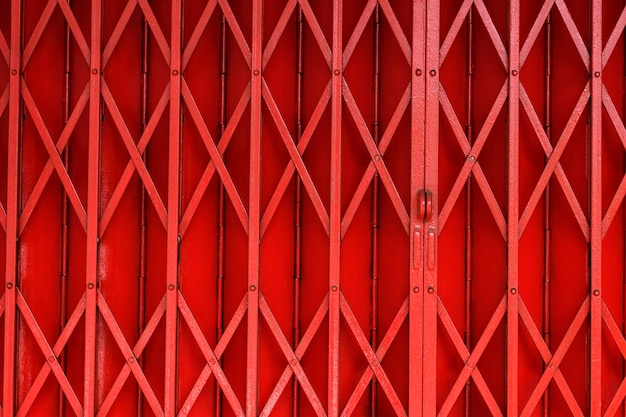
[3,1,626,416]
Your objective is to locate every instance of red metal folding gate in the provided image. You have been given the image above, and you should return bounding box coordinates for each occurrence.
[2,0,626,416]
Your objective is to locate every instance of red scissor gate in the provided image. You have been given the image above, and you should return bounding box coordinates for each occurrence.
[1,0,626,416]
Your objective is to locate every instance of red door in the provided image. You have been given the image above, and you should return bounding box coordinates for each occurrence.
[3,1,626,417]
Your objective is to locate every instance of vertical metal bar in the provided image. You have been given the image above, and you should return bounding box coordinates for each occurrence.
[3,0,22,414]
[590,0,603,415]
[370,5,382,417]
[59,5,73,414]
[165,0,183,414]
[463,6,474,417]
[410,0,426,415]
[424,0,439,413]
[247,0,263,414]
[292,5,304,417]
[85,0,102,414]
[329,0,343,415]
[542,11,553,417]
[507,0,520,414]
[216,9,227,417]
[137,10,150,416]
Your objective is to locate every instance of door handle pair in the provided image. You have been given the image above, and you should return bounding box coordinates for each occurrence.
[414,190,435,270]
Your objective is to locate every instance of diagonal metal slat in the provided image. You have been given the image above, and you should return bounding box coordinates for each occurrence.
[342,81,410,234]
[339,292,406,417]
[97,292,163,417]
[518,299,584,417]
[259,294,326,417]
[178,295,248,417]
[97,296,166,417]
[260,295,328,417]
[341,297,409,417]
[437,296,505,417]
[178,291,245,417]
[15,290,83,417]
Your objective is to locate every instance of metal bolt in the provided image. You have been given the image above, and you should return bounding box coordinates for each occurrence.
[511,70,518,76]
[128,357,135,364]
[48,356,55,363]
[168,284,175,290]
[210,358,216,365]
[290,359,297,365]
[594,71,600,77]
[549,363,556,370]
[430,69,436,76]
[6,283,12,289]
[466,361,474,369]
[88,283,94,289]
[468,155,475,162]
[172,69,179,76]
[92,68,98,75]
[593,289,600,296]
[413,287,420,293]
[334,69,340,76]
[250,285,256,291]
[415,68,422,76]
[371,359,378,367]
[331,285,338,292]
[11,69,17,75]
[374,154,381,161]
[253,69,260,75]
[427,286,434,294]
[511,288,517,294]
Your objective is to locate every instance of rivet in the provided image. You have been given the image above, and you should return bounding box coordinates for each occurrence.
[549,363,556,370]
[250,285,256,291]
[253,69,260,75]
[511,288,517,294]
[168,284,175,290]
[415,68,422,76]
[594,71,600,78]
[88,283,94,289]
[210,358,216,365]
[427,286,434,294]
[430,69,437,76]
[371,359,378,366]
[92,68,98,75]
[511,70,518,76]
[593,289,600,296]
[413,287,420,293]
[290,359,297,365]
[331,285,338,292]
[334,69,340,76]
[6,283,12,289]
[128,357,135,363]
[467,361,474,369]
[468,155,475,162]
[48,356,55,363]
[172,70,179,76]
[374,155,381,161]
[11,69,17,75]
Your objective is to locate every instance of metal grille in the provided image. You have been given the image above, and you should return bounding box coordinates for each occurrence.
[1,0,626,416]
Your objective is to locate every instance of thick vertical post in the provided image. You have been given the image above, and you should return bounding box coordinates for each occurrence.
[329,0,342,415]
[3,1,21,414]
[85,0,102,414]
[590,0,602,416]
[410,0,425,416]
[507,0,520,415]
[165,0,182,415]
[247,0,263,415]
[424,0,439,414]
